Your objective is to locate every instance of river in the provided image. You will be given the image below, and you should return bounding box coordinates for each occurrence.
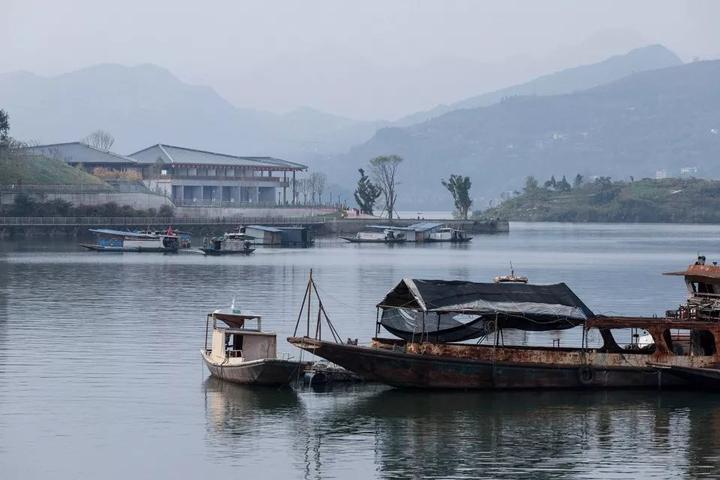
[2,222,720,478]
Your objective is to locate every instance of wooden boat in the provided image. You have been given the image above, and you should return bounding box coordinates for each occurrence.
[80,228,179,252]
[340,228,407,244]
[202,306,306,386]
[201,232,255,256]
[289,257,720,390]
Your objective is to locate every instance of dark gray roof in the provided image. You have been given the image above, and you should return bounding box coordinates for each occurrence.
[22,142,138,165]
[129,144,306,170]
[245,225,283,233]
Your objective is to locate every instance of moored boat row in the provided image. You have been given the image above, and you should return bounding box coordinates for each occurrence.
[341,222,472,244]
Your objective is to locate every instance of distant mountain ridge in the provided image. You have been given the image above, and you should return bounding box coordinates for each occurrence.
[0,44,702,210]
[394,44,682,126]
[343,59,720,209]
[0,63,380,158]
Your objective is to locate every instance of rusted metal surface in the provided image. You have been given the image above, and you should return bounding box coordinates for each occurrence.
[664,263,720,280]
[287,257,720,390]
[287,335,720,390]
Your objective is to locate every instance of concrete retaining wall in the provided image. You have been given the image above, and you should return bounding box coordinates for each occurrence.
[1,191,173,210]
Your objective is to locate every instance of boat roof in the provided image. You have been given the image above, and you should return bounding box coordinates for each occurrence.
[377,278,594,331]
[245,225,283,233]
[407,222,443,231]
[366,222,443,231]
[367,224,414,231]
[212,309,261,328]
[89,228,163,238]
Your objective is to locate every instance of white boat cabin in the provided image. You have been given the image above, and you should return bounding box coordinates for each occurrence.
[204,310,277,365]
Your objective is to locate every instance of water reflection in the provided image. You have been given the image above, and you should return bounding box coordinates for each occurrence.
[4,223,720,479]
[309,388,720,479]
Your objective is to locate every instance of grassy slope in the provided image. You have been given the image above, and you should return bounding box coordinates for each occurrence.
[0,153,107,185]
[480,178,720,223]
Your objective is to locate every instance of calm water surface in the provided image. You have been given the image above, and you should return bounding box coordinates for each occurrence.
[2,222,720,479]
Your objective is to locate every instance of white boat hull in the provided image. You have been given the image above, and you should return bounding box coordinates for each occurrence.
[201,351,306,386]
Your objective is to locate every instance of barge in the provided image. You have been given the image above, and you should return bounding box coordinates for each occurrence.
[80,228,179,252]
[289,257,720,390]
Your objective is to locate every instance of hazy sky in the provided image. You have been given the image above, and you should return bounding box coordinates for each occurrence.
[3,0,719,120]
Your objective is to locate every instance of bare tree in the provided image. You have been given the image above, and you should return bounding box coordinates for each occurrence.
[370,155,403,219]
[309,172,327,204]
[82,130,115,151]
[297,178,312,205]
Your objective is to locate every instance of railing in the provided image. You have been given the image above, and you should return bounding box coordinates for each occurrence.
[0,216,334,226]
[154,174,288,184]
[173,200,339,208]
[0,184,114,193]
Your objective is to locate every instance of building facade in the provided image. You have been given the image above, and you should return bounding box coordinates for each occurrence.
[129,144,306,206]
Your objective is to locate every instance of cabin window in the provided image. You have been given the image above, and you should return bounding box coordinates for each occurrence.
[225,333,244,357]
[589,328,656,354]
[664,329,716,356]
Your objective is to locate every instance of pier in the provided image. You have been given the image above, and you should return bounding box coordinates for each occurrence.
[0,216,508,238]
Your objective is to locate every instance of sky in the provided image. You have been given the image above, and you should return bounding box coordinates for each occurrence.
[2,0,719,120]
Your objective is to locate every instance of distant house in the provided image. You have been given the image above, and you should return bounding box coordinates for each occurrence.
[129,144,306,206]
[22,142,139,173]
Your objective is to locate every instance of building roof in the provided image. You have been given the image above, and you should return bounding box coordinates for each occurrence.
[407,222,443,232]
[128,144,307,170]
[22,142,138,165]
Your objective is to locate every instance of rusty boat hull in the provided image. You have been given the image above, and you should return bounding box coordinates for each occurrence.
[287,337,720,390]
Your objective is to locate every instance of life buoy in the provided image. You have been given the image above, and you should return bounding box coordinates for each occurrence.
[578,365,594,385]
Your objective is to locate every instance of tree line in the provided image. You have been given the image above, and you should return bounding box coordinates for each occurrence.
[353,154,474,219]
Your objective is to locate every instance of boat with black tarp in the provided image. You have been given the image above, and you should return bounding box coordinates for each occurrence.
[289,257,720,390]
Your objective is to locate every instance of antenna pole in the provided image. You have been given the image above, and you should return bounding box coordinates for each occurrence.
[306,269,313,337]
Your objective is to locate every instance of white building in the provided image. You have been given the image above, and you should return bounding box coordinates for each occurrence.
[129,144,307,206]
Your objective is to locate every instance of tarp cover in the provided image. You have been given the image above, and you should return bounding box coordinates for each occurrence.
[381,308,492,342]
[378,279,594,336]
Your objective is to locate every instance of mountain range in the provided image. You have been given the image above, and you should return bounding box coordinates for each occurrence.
[345,59,720,208]
[0,64,382,158]
[1,44,715,209]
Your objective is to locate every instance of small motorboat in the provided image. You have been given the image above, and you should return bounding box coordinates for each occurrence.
[494,264,528,284]
[201,232,255,255]
[201,304,307,386]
